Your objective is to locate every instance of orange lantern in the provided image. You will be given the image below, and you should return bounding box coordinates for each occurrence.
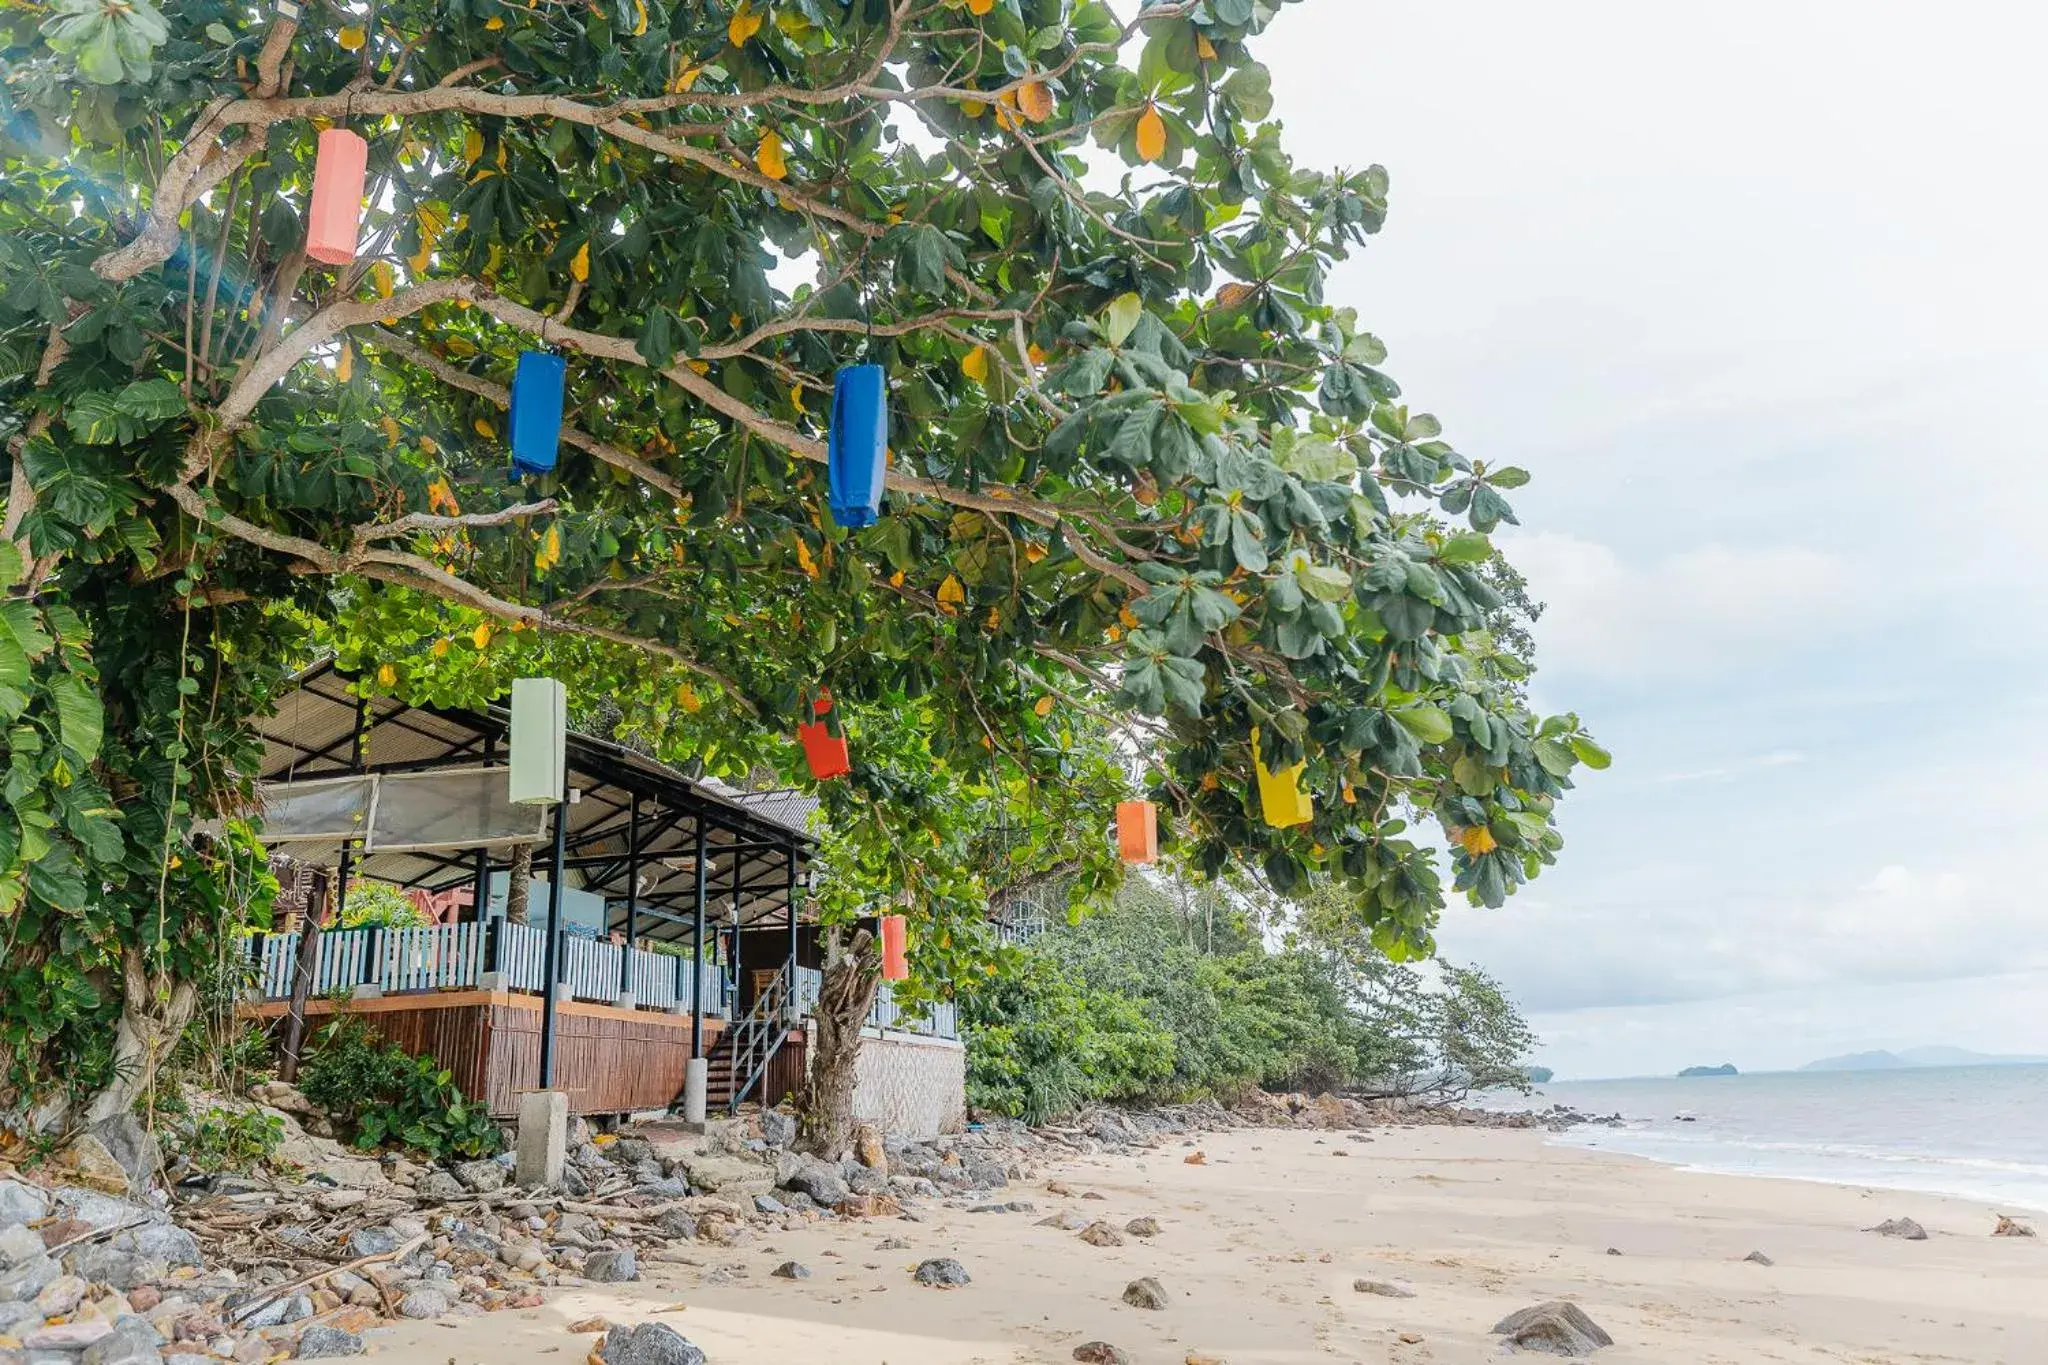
[879,914,909,981]
[1115,800,1158,864]
[796,689,851,780]
[306,128,370,265]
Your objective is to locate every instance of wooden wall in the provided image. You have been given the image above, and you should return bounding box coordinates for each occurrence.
[251,992,724,1119]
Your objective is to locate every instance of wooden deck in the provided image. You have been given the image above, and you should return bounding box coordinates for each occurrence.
[245,991,806,1118]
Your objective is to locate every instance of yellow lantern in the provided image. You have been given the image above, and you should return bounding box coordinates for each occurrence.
[1251,726,1313,829]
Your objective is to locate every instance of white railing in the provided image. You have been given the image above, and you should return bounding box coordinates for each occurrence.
[869,979,958,1039]
[793,966,823,1020]
[246,922,728,1017]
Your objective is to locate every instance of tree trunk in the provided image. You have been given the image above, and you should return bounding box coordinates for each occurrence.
[504,844,533,924]
[276,868,331,1084]
[795,925,880,1160]
[83,947,200,1126]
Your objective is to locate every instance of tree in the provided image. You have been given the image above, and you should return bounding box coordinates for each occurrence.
[0,0,1603,1127]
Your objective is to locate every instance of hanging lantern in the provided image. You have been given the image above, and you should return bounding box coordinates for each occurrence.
[1251,726,1314,829]
[796,689,851,780]
[508,351,566,477]
[306,128,370,266]
[1115,800,1158,864]
[879,914,909,981]
[827,363,887,527]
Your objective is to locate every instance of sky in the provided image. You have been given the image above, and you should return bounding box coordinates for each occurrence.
[1254,2,2048,1078]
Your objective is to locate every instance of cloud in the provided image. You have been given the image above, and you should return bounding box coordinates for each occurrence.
[1502,532,1859,684]
[1442,859,2048,1018]
[1651,750,1807,785]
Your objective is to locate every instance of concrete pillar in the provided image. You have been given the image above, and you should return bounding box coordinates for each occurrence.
[515,1090,569,1189]
[611,993,635,1011]
[682,1058,708,1128]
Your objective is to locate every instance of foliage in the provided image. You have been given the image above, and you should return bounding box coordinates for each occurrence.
[963,874,1541,1120]
[172,1102,285,1174]
[1,0,1601,1112]
[958,949,1174,1123]
[338,878,427,930]
[298,1015,501,1160]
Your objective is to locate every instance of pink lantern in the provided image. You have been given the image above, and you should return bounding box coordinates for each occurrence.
[306,128,369,265]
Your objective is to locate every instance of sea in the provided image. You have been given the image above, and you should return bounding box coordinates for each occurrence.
[1510,1066,2048,1214]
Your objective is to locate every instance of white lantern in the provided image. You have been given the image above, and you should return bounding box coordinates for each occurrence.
[509,678,566,806]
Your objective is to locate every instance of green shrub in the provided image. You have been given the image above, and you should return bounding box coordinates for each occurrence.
[299,1015,501,1160]
[960,952,1175,1123]
[176,1105,285,1173]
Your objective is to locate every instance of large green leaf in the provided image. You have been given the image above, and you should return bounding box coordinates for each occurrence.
[47,672,102,763]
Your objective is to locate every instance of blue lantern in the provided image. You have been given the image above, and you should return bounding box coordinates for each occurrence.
[827,363,887,528]
[508,351,565,477]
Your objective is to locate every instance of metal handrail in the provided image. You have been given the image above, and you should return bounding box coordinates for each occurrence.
[720,960,794,1113]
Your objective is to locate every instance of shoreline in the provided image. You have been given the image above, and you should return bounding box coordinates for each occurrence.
[363,1123,2042,1365]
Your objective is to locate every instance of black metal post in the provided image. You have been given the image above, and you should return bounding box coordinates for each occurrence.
[729,848,746,1012]
[620,792,641,999]
[471,734,496,923]
[690,821,708,1056]
[331,692,371,924]
[785,848,798,1010]
[537,775,570,1089]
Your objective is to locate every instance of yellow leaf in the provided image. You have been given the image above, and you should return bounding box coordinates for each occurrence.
[1024,541,1046,563]
[686,359,710,375]
[961,346,989,383]
[485,15,504,29]
[728,0,762,45]
[431,637,450,658]
[377,663,396,687]
[1457,826,1498,856]
[1136,104,1167,162]
[474,417,496,439]
[936,574,965,613]
[1026,342,1048,366]
[630,0,647,35]
[775,9,810,35]
[669,64,702,94]
[419,434,440,455]
[795,538,818,579]
[1117,606,1140,629]
[1017,80,1054,123]
[676,683,702,713]
[959,98,987,119]
[570,241,590,283]
[369,261,394,298]
[983,606,1001,631]
[1196,33,1218,60]
[334,342,353,383]
[337,25,366,50]
[789,384,805,415]
[472,622,493,649]
[1200,772,1220,792]
[755,130,788,180]
[889,570,905,587]
[537,523,562,570]
[464,128,484,164]
[380,415,401,446]
[1033,695,1054,718]
[1216,281,1257,309]
[965,0,994,14]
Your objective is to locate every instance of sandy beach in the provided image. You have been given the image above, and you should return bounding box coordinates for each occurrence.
[365,1125,2044,1364]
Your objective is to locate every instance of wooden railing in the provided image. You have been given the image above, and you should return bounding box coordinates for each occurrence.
[246,926,958,1038]
[246,923,729,1017]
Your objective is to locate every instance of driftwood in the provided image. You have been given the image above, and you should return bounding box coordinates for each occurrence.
[229,1234,426,1325]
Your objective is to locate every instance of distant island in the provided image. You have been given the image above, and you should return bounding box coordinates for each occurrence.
[1523,1066,1554,1084]
[1678,1063,1738,1077]
[1802,1046,2048,1072]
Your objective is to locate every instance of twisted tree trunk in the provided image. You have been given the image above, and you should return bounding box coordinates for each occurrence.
[503,844,533,924]
[83,947,200,1126]
[795,925,880,1160]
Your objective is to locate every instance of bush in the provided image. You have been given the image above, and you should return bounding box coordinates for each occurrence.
[175,1105,286,1173]
[960,952,1174,1124]
[298,1015,501,1160]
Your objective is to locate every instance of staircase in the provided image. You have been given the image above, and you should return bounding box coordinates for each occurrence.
[703,961,795,1113]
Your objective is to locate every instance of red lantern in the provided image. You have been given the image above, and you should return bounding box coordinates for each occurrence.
[306,128,369,266]
[796,689,851,780]
[879,914,909,981]
[1116,800,1158,864]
